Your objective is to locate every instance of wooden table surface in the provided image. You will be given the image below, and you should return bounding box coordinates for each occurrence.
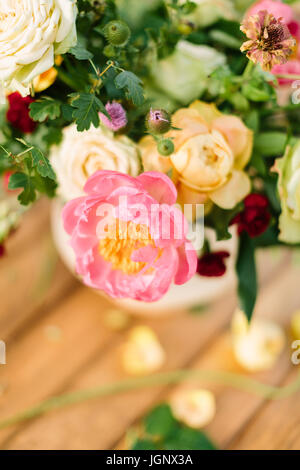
[0,199,299,450]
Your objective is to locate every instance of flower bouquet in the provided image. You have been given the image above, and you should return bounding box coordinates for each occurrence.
[1,0,300,321]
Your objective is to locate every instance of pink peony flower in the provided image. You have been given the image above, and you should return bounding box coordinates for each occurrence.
[99,101,127,131]
[62,170,197,302]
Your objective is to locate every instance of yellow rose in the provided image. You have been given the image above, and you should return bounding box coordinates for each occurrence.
[33,56,63,93]
[121,326,165,376]
[170,388,216,429]
[232,309,285,372]
[51,124,141,201]
[139,101,253,209]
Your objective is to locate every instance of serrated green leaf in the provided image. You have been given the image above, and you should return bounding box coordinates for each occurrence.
[144,404,176,439]
[115,71,144,106]
[164,426,217,450]
[31,147,56,180]
[236,232,257,322]
[70,93,107,131]
[8,172,36,206]
[33,174,57,198]
[131,439,157,450]
[29,98,61,122]
[42,127,63,147]
[61,103,74,121]
[69,44,94,60]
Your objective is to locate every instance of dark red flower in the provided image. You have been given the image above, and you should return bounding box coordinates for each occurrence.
[6,92,36,134]
[197,251,230,277]
[231,194,271,238]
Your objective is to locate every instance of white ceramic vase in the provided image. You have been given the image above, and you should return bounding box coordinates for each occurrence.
[51,198,238,316]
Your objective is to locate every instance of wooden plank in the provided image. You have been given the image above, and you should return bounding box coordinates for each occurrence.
[0,232,77,342]
[0,287,117,446]
[4,199,50,256]
[0,292,238,449]
[229,368,300,450]
[114,254,299,450]
[0,250,291,450]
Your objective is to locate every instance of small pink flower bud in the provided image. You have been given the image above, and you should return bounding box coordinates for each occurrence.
[99,101,127,131]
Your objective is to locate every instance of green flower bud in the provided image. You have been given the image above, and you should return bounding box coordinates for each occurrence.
[146,109,171,135]
[103,44,117,58]
[104,20,131,47]
[177,21,194,35]
[157,139,175,156]
[181,2,197,15]
[88,0,105,14]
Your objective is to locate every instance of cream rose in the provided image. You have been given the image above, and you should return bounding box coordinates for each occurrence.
[0,0,77,95]
[51,124,141,201]
[140,101,253,210]
[274,141,300,243]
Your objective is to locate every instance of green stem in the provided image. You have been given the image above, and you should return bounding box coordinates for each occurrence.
[275,73,300,80]
[243,61,255,79]
[0,369,299,430]
[56,69,82,92]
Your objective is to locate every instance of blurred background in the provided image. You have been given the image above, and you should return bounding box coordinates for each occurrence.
[0,197,299,450]
[1,0,300,451]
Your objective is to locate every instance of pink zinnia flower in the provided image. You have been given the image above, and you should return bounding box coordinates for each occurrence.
[99,101,127,131]
[241,10,296,71]
[62,170,197,302]
[246,0,300,62]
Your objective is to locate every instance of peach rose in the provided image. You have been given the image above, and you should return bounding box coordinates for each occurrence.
[139,101,253,210]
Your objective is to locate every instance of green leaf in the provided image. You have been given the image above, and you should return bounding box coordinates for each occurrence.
[164,427,217,450]
[61,103,74,121]
[244,110,259,133]
[242,83,270,102]
[29,98,61,122]
[69,44,93,60]
[70,93,107,131]
[31,147,56,180]
[254,132,287,157]
[42,127,63,147]
[115,71,144,106]
[206,205,242,241]
[189,304,208,315]
[33,174,57,199]
[8,172,36,206]
[144,404,176,439]
[131,439,157,450]
[250,152,266,176]
[236,232,257,322]
[209,29,242,50]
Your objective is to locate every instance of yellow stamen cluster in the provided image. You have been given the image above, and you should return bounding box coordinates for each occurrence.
[98,219,155,275]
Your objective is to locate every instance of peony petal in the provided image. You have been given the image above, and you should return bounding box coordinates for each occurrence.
[62,196,86,235]
[174,241,197,285]
[137,172,177,205]
[83,170,142,196]
[210,171,251,210]
[131,245,159,264]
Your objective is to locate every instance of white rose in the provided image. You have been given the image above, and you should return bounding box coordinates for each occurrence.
[51,124,141,201]
[0,0,78,95]
[151,40,226,105]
